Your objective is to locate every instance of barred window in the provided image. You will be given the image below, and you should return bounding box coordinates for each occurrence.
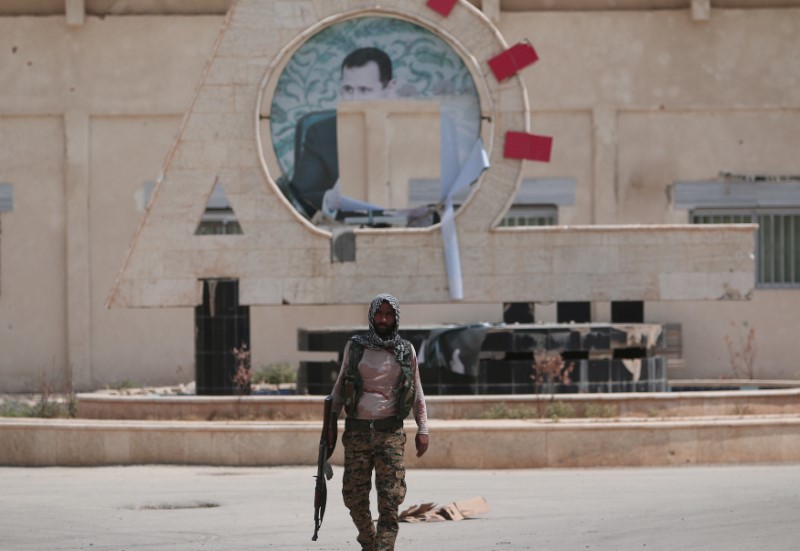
[692,209,800,288]
[0,184,11,212]
[195,181,243,235]
[195,212,243,235]
[499,205,557,227]
[0,183,13,296]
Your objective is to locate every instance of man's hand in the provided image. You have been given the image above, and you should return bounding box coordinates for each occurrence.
[415,433,429,458]
[326,417,338,459]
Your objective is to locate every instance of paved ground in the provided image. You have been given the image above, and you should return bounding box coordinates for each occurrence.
[1,464,798,550]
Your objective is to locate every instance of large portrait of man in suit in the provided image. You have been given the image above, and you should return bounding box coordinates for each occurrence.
[289,47,396,216]
[268,16,482,227]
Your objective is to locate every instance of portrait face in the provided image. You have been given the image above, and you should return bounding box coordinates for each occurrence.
[268,16,482,227]
[340,61,395,101]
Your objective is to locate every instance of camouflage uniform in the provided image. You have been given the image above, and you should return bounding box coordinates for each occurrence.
[342,427,407,551]
[331,294,428,551]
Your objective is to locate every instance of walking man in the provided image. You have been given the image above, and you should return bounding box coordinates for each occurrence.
[328,293,429,550]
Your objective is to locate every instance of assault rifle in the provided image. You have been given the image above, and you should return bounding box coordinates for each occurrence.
[312,395,335,541]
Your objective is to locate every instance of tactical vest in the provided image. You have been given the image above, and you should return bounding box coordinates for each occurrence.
[341,339,416,421]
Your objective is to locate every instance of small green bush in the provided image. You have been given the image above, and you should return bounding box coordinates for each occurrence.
[252,363,297,385]
[0,397,73,419]
[545,401,575,420]
[0,400,32,418]
[479,403,538,420]
[585,403,618,418]
[29,399,72,418]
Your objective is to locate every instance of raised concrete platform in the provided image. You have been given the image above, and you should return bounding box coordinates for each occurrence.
[75,388,800,421]
[4,389,798,468]
[2,414,800,469]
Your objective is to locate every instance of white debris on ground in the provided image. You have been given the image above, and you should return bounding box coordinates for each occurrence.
[399,496,490,522]
[88,382,196,396]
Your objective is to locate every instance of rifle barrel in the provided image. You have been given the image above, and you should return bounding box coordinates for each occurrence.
[312,396,334,541]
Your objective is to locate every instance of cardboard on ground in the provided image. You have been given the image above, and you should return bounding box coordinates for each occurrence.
[399,496,490,522]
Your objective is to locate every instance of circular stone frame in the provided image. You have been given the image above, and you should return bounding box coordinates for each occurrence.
[255,2,529,235]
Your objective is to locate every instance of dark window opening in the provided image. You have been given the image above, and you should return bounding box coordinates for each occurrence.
[195,279,250,395]
[611,301,644,323]
[503,302,535,324]
[557,301,591,323]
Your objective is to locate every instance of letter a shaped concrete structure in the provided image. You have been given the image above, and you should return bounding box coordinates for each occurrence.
[108,0,755,308]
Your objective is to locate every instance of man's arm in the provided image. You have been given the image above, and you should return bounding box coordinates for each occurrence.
[410,345,429,458]
[327,341,350,451]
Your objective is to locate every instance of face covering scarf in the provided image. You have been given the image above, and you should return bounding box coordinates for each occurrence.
[351,293,408,357]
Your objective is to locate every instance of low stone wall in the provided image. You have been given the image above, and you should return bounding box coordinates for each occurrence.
[427,388,800,419]
[76,394,323,421]
[2,415,800,469]
[5,390,796,468]
[75,388,800,421]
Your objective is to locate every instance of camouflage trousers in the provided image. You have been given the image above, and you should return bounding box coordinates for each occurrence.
[342,427,407,551]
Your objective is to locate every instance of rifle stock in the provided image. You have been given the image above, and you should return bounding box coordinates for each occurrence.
[312,395,334,541]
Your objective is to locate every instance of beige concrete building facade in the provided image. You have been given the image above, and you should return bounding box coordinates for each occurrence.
[0,0,798,392]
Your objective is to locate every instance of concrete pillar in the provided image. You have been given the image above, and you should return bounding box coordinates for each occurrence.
[594,301,611,323]
[691,0,711,22]
[592,105,618,224]
[66,0,85,26]
[64,111,92,389]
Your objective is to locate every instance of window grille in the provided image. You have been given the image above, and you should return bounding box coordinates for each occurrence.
[499,205,557,227]
[195,211,242,235]
[0,184,10,296]
[195,182,243,235]
[0,183,12,212]
[692,208,800,288]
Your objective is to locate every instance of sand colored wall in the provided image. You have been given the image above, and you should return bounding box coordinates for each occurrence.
[502,8,800,382]
[0,16,223,391]
[509,9,800,225]
[648,291,800,380]
[88,117,196,389]
[107,0,753,309]
[0,117,67,390]
[0,3,798,391]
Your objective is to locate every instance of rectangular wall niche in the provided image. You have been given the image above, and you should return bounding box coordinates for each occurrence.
[0,184,13,212]
[611,301,644,323]
[195,279,250,395]
[557,301,591,324]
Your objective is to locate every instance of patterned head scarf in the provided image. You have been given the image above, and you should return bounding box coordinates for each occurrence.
[352,293,407,354]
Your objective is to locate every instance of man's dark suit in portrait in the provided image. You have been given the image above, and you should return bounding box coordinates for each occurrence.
[290,47,396,216]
